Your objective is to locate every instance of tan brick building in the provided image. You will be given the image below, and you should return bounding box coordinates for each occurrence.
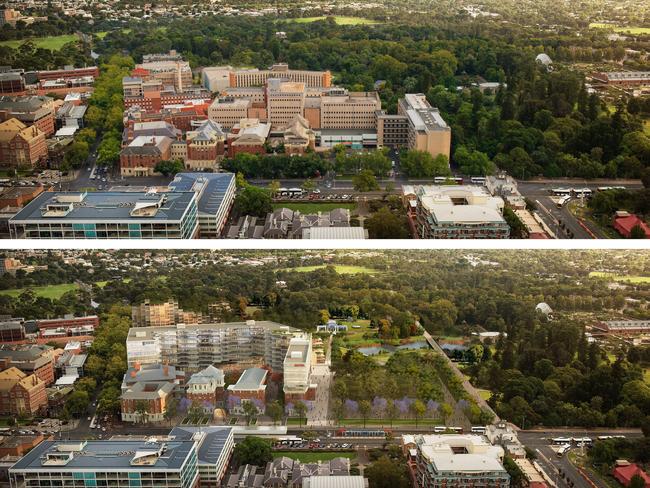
[0,118,47,167]
[0,367,47,416]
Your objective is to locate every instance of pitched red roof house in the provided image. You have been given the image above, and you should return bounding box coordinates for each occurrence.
[613,213,650,238]
[613,464,650,488]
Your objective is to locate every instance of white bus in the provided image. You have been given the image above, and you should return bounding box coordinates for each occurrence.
[572,188,593,198]
[557,444,571,457]
[552,188,572,196]
[276,436,303,447]
[557,195,571,208]
[434,426,447,433]
[470,177,487,185]
[551,437,572,445]
[572,437,592,446]
[471,426,487,434]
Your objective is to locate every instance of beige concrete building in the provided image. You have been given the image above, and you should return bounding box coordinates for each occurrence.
[377,93,451,160]
[228,64,331,88]
[222,87,266,104]
[208,97,251,130]
[266,79,306,127]
[320,90,381,130]
[134,58,193,93]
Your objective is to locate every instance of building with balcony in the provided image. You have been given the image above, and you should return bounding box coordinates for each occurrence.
[403,434,509,488]
[404,185,509,239]
[8,439,199,488]
[126,320,307,375]
[9,191,199,239]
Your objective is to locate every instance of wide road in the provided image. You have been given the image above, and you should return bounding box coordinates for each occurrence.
[518,429,643,488]
[518,180,643,239]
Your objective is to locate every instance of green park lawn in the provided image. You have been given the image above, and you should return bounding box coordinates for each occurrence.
[272,203,356,214]
[0,283,79,299]
[285,16,379,25]
[283,264,381,275]
[589,23,650,35]
[588,272,650,283]
[273,451,356,462]
[0,34,79,50]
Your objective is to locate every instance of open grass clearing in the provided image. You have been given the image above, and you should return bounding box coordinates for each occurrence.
[589,23,650,35]
[273,451,356,462]
[589,272,650,283]
[282,264,382,274]
[477,389,492,401]
[284,16,380,25]
[272,203,356,214]
[0,34,79,50]
[0,283,79,299]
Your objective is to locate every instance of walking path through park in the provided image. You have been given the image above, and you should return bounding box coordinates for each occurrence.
[423,331,500,423]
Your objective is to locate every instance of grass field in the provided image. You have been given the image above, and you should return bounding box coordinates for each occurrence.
[0,34,79,50]
[273,452,356,462]
[272,203,356,213]
[644,120,650,135]
[0,283,79,299]
[285,16,379,25]
[589,23,650,35]
[283,264,381,274]
[589,271,650,283]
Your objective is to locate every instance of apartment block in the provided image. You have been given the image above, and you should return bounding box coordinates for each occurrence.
[404,185,509,239]
[126,320,308,374]
[0,367,47,416]
[134,55,193,92]
[9,439,200,488]
[0,118,47,168]
[9,191,199,239]
[283,337,316,402]
[208,97,250,129]
[403,435,510,488]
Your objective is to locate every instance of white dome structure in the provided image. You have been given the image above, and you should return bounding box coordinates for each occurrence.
[535,302,553,316]
[536,53,553,67]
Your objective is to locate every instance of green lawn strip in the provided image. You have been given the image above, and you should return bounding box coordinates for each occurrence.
[0,283,79,299]
[284,16,379,25]
[0,34,79,50]
[273,451,356,462]
[283,265,381,274]
[589,23,650,34]
[272,203,356,213]
[589,272,650,283]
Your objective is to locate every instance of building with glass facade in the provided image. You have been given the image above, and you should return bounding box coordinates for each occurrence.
[9,439,199,488]
[8,191,198,239]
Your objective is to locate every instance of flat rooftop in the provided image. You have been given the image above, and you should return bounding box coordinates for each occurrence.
[169,173,234,216]
[228,367,267,391]
[10,191,195,223]
[169,427,232,465]
[10,439,195,471]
